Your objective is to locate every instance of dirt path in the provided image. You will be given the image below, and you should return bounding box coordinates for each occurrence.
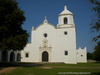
[0,67,18,74]
[53,66,100,69]
[40,66,100,69]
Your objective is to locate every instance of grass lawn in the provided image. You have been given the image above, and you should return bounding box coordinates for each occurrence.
[43,62,100,67]
[0,62,100,75]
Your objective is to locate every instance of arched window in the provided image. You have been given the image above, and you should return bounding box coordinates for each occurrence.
[2,51,8,62]
[64,17,68,24]
[10,52,15,62]
[17,53,21,62]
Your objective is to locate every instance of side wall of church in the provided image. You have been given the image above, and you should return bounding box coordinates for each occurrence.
[21,43,34,62]
[76,47,87,63]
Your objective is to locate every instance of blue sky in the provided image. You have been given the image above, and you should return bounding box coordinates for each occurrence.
[16,0,96,52]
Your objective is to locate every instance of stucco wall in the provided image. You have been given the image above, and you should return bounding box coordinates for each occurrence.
[21,22,77,64]
[76,47,87,63]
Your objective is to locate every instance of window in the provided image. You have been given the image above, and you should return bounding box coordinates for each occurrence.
[65,51,68,55]
[25,53,29,57]
[81,55,83,57]
[64,31,67,35]
[64,17,68,24]
[44,33,47,37]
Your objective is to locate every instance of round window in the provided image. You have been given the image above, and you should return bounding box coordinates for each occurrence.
[64,31,67,35]
[44,33,47,37]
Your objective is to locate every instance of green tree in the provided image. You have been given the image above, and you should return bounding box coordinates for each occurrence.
[87,52,93,60]
[90,0,100,42]
[0,0,28,51]
[90,0,100,61]
[93,41,100,62]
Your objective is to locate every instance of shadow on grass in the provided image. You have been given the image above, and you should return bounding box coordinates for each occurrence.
[0,62,43,68]
[91,72,100,75]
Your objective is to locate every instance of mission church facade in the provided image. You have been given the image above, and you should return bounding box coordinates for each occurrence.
[0,6,87,64]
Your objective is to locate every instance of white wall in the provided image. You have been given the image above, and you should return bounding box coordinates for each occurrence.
[76,47,87,63]
[21,22,77,64]
[58,15,74,26]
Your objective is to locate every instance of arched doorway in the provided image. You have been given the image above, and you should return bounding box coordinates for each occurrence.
[2,51,8,62]
[10,52,15,62]
[17,53,21,62]
[42,51,49,62]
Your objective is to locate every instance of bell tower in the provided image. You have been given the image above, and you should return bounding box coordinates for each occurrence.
[57,5,75,28]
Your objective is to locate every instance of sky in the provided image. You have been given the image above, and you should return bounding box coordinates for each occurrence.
[16,0,96,53]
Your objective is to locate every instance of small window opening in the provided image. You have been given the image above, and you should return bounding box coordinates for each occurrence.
[64,17,68,24]
[25,53,29,57]
[64,31,67,35]
[81,55,83,57]
[65,51,68,55]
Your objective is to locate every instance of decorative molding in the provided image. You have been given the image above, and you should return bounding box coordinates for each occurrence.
[57,25,75,29]
[59,14,73,16]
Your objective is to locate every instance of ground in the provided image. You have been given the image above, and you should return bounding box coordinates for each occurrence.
[0,67,17,74]
[0,62,100,75]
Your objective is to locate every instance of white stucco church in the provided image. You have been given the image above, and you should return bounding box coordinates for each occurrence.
[0,5,87,64]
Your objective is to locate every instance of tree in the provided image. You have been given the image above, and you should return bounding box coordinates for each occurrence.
[90,0,100,42]
[0,0,28,51]
[87,52,93,60]
[93,41,100,62]
[90,0,100,62]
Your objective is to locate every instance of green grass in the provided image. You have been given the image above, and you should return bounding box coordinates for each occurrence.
[43,62,100,67]
[1,62,100,75]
